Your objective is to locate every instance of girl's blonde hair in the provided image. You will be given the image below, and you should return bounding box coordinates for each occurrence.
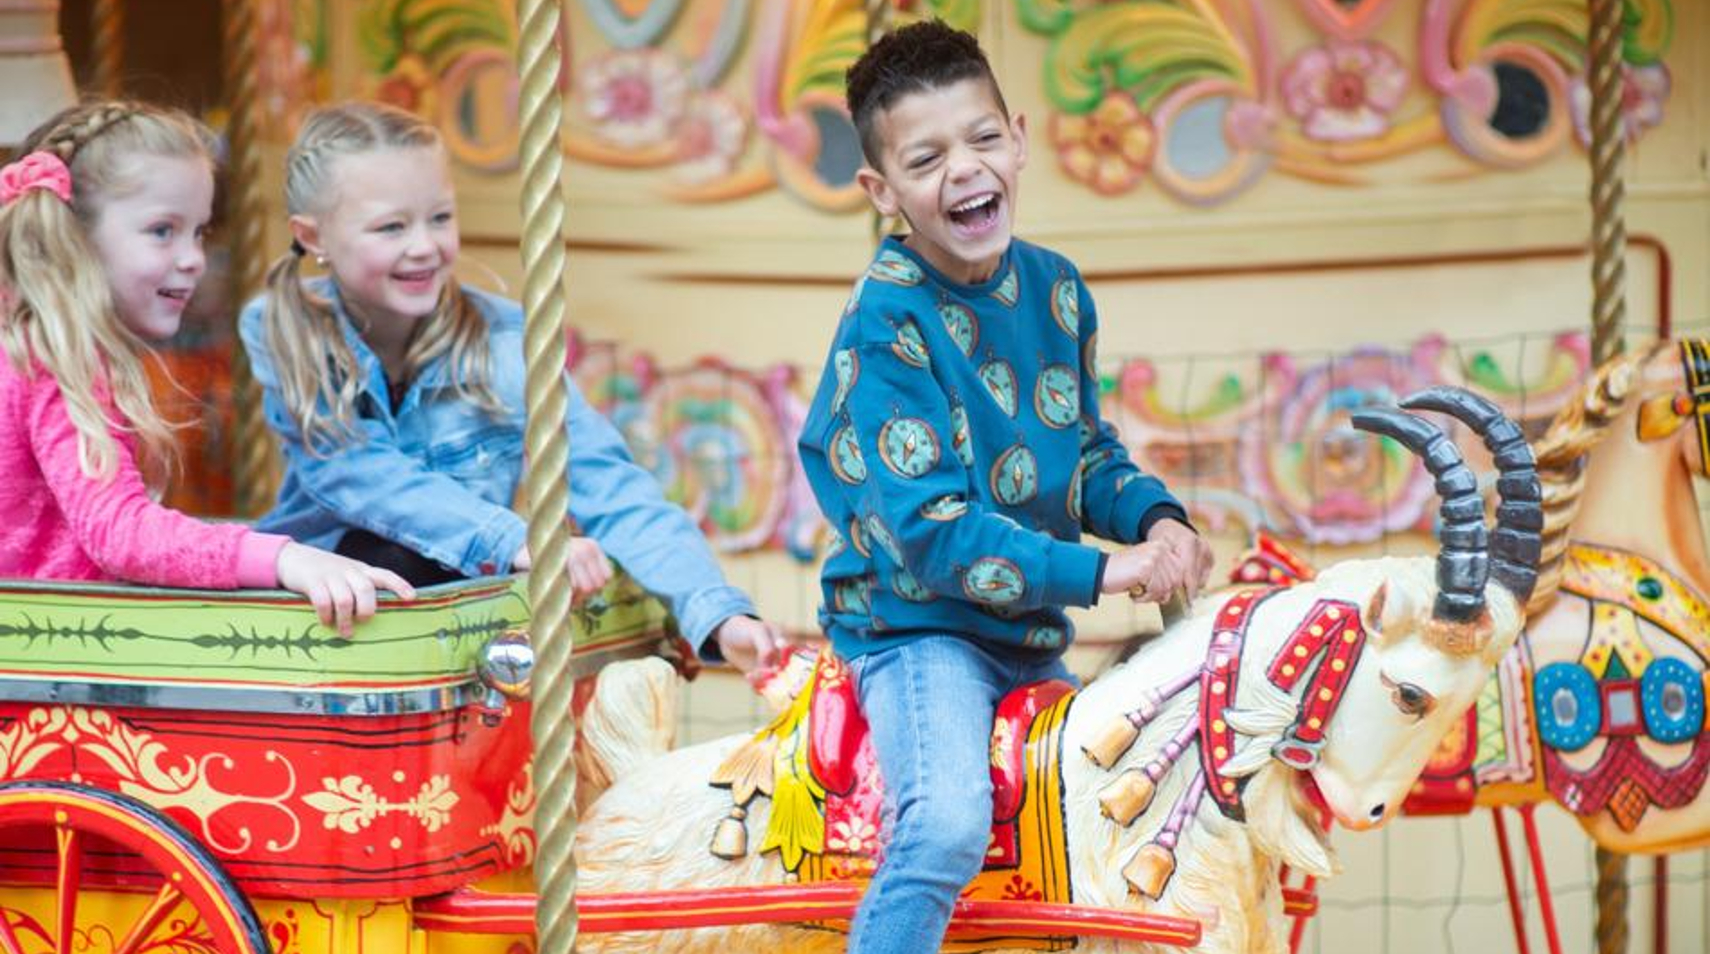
[263,101,498,453]
[0,101,215,484]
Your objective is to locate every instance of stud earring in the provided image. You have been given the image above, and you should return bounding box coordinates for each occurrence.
[315,254,328,267]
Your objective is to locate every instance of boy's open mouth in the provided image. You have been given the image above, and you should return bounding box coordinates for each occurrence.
[947,192,1001,235]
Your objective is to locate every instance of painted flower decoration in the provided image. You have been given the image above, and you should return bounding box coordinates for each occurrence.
[1281,40,1409,142]
[827,818,878,855]
[673,91,750,184]
[372,53,437,119]
[1050,92,1155,195]
[578,49,688,150]
[1570,63,1670,147]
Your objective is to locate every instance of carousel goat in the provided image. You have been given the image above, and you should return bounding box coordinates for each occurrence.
[571,387,1543,954]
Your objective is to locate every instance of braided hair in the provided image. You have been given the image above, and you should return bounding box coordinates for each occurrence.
[0,101,215,484]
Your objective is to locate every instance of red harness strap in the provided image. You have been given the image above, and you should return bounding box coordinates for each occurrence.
[1266,599,1369,769]
[1199,588,1278,820]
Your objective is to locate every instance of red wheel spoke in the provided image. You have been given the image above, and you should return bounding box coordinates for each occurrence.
[113,882,187,954]
[0,909,28,954]
[55,823,82,954]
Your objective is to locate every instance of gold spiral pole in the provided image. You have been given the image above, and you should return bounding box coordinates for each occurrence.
[90,0,123,96]
[222,0,278,516]
[1587,1,1630,948]
[865,0,890,245]
[515,0,578,951]
[1587,0,1628,366]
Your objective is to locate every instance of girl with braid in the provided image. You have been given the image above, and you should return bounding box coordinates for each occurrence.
[242,102,790,674]
[0,101,414,635]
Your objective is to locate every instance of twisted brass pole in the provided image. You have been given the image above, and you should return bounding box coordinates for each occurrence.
[515,1,579,951]
[1587,1,1630,949]
[222,0,279,516]
[1587,0,1628,366]
[90,0,123,97]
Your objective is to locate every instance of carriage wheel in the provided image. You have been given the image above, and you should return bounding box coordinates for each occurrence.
[0,780,270,954]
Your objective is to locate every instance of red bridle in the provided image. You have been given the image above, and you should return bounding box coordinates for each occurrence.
[1199,589,1371,819]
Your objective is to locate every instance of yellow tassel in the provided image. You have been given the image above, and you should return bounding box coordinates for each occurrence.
[709,806,748,860]
[1097,769,1156,826]
[1122,843,1177,900]
[1082,716,1141,769]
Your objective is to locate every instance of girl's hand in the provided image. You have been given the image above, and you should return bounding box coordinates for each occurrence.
[567,537,613,602]
[275,541,416,638]
[714,616,793,676]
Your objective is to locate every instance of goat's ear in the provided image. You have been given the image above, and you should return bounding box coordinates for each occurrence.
[1364,582,1388,635]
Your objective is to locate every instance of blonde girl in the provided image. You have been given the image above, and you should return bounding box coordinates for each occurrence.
[244,101,788,673]
[0,101,413,635]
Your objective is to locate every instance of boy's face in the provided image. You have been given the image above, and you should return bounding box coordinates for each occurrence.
[858,77,1026,285]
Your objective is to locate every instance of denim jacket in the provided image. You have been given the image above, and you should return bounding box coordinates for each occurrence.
[239,280,755,654]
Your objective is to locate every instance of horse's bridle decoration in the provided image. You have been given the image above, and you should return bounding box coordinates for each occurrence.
[1681,340,1710,474]
[1082,387,1542,901]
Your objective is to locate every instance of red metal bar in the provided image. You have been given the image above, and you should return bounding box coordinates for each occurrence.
[1491,808,1534,954]
[55,826,81,954]
[1287,875,1317,953]
[1518,804,1564,954]
[1653,855,1668,954]
[414,883,1203,946]
[0,908,27,954]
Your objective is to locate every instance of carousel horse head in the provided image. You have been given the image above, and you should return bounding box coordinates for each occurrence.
[1295,388,1540,829]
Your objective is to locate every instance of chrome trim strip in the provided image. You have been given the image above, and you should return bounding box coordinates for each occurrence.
[0,678,477,716]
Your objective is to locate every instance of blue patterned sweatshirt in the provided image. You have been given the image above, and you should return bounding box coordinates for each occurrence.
[799,237,1187,660]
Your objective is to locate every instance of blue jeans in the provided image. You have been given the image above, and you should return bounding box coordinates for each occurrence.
[847,636,1073,954]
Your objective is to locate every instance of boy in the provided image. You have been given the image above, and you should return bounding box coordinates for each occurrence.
[796,20,1215,954]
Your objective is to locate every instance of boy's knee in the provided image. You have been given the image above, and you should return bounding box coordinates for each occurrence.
[899,791,993,874]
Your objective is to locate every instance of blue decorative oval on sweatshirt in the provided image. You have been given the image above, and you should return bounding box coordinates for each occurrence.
[864,512,904,565]
[1034,364,1079,429]
[939,302,978,357]
[991,265,1019,307]
[879,417,939,478]
[921,494,970,522]
[892,321,931,368]
[834,576,873,614]
[978,359,1018,417]
[869,250,924,286]
[963,557,1025,605]
[829,424,867,484]
[1050,278,1079,337]
[892,568,936,603]
[831,349,859,414]
[950,401,974,466]
[1025,625,1066,649]
[991,443,1039,506]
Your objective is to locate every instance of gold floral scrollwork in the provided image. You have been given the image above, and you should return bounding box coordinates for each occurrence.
[305,774,460,834]
[65,708,302,854]
[0,707,69,777]
[480,760,537,865]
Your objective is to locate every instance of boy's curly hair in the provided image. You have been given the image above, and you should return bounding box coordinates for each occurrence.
[846,19,1008,168]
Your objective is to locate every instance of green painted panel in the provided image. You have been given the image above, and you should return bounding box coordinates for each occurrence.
[0,573,671,691]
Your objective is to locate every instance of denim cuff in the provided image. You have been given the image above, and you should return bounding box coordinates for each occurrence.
[469,509,529,577]
[677,585,760,659]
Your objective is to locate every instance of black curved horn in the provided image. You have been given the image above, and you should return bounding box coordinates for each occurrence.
[1399,387,1542,606]
[1350,407,1489,622]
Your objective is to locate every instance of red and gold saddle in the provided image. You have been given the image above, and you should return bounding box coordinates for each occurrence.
[709,650,1077,949]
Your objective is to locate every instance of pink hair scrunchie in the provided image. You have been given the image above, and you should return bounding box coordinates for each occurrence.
[0,152,72,205]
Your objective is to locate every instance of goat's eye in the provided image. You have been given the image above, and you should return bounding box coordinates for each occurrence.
[1380,672,1435,720]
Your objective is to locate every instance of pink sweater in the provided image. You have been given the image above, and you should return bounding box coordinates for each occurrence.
[0,358,286,587]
